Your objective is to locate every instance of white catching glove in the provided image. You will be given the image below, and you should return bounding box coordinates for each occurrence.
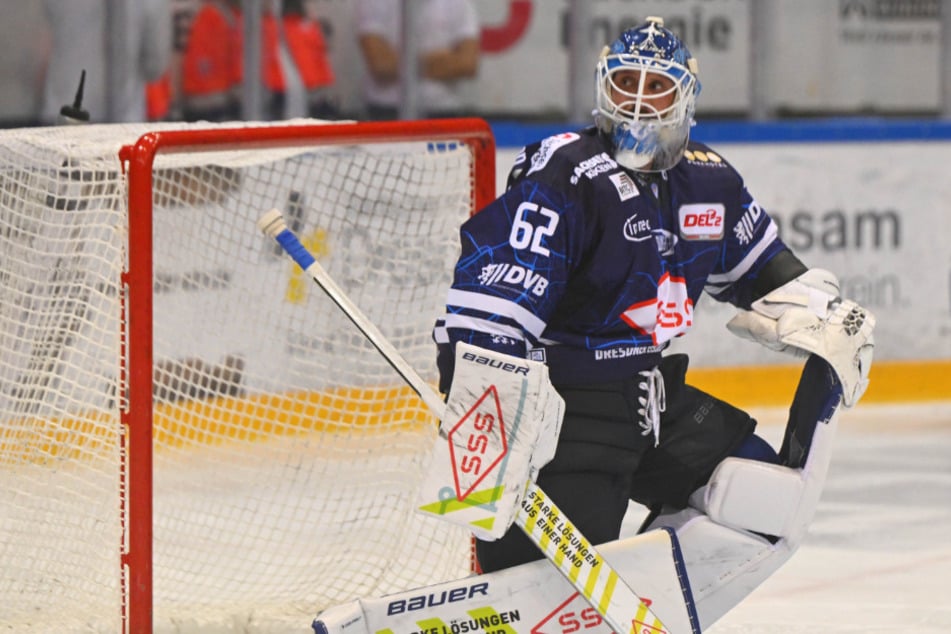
[727,269,875,407]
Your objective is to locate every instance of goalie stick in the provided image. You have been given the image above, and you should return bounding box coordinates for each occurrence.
[257,209,676,634]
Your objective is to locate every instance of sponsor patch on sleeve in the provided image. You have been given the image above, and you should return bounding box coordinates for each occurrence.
[678,203,725,240]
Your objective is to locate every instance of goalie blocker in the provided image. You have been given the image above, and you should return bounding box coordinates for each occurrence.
[416,341,564,540]
[313,354,843,634]
[416,344,679,632]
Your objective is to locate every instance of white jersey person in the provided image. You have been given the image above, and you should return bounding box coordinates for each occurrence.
[40,0,172,124]
[355,0,479,119]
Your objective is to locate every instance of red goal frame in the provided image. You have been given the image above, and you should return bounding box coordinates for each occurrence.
[118,118,495,632]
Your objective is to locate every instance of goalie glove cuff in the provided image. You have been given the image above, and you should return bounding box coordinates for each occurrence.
[751,268,842,320]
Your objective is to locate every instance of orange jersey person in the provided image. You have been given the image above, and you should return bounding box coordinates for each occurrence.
[146,71,173,121]
[282,12,334,92]
[235,5,337,119]
[180,0,241,121]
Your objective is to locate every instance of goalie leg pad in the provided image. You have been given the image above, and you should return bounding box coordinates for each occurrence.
[317,355,838,634]
[312,527,700,634]
[643,355,843,629]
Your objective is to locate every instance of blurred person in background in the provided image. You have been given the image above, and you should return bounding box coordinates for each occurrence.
[253,0,337,120]
[183,0,335,122]
[277,0,337,119]
[355,0,479,120]
[146,70,173,121]
[40,0,172,124]
[180,0,241,122]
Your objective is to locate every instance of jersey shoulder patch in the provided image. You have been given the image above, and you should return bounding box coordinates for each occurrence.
[509,128,614,189]
[524,132,583,177]
[680,141,733,170]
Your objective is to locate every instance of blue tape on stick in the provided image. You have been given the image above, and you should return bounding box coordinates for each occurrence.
[276,229,316,270]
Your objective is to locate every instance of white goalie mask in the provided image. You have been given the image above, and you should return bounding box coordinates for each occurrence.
[595,17,701,172]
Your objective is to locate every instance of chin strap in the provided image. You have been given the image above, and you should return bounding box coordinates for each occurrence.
[726,269,875,406]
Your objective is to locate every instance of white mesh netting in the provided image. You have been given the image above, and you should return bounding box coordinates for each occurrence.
[0,120,483,632]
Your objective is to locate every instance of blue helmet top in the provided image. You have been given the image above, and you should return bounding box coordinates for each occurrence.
[608,18,696,71]
[595,17,701,172]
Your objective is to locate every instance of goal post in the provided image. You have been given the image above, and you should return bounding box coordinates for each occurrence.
[0,118,494,633]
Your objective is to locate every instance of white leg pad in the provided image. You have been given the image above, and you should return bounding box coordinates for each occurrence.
[644,383,841,629]
[313,357,845,634]
[644,506,795,629]
[313,527,702,634]
[313,408,836,634]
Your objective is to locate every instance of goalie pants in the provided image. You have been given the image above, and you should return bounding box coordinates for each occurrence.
[475,353,757,573]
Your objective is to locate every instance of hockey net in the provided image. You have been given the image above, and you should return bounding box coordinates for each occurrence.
[0,118,495,633]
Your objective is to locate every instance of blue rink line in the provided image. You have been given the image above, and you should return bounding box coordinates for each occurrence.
[488,117,951,148]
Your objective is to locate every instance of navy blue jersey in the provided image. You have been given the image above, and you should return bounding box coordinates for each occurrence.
[434,126,788,388]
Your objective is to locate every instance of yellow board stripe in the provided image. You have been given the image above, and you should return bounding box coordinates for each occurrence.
[688,359,951,407]
[4,359,947,464]
[0,385,434,464]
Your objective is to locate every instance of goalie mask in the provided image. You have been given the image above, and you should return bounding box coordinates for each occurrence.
[595,17,701,172]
